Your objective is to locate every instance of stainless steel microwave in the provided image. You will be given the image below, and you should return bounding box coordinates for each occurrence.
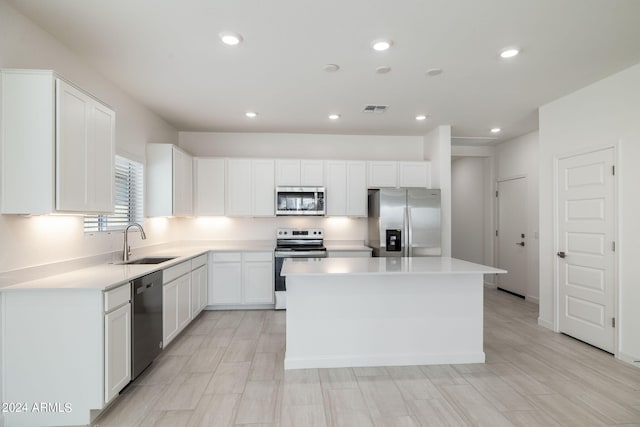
[275,187,326,216]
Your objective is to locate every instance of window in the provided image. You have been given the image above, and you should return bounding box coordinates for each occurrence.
[84,155,144,232]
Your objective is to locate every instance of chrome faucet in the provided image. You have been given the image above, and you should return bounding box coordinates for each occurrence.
[123,223,147,262]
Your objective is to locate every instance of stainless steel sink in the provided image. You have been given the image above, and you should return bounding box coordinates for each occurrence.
[123,256,177,265]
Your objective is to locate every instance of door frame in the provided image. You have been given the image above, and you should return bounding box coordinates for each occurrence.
[553,144,619,356]
[495,174,528,295]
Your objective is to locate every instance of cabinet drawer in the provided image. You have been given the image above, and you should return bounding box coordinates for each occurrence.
[104,283,131,312]
[213,252,242,262]
[163,261,191,284]
[244,252,273,262]
[191,254,207,269]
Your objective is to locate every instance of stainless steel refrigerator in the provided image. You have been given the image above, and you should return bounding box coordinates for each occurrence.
[367,188,441,257]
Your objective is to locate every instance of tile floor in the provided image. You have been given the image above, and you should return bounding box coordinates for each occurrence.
[93,288,640,426]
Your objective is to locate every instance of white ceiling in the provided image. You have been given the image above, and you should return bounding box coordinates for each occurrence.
[8,0,640,144]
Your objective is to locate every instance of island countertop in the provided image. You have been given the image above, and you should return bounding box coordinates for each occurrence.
[281,256,506,276]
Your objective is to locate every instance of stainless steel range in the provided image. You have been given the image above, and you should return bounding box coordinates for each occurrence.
[274,228,326,309]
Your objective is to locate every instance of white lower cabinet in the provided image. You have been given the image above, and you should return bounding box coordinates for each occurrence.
[209,251,274,307]
[162,260,193,347]
[104,302,131,403]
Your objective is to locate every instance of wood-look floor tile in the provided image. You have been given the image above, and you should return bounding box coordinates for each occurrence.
[502,409,564,427]
[199,327,235,349]
[485,362,553,396]
[458,369,533,412]
[187,393,240,427]
[419,365,468,386]
[281,404,327,427]
[357,376,410,418]
[205,361,251,395]
[256,333,285,353]
[324,388,374,427]
[148,410,192,427]
[406,398,469,427]
[154,372,212,411]
[353,366,389,377]
[184,347,225,373]
[165,335,206,356]
[526,393,608,426]
[319,367,358,390]
[250,352,284,381]
[134,355,190,386]
[185,317,218,336]
[94,384,166,427]
[234,380,279,424]
[215,311,245,329]
[387,366,442,401]
[439,384,514,427]
[222,338,258,362]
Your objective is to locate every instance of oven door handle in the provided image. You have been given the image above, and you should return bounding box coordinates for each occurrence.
[275,251,328,258]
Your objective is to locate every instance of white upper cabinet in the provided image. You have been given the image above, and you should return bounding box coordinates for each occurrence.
[193,157,225,216]
[324,160,366,217]
[226,158,274,216]
[276,159,323,186]
[398,161,431,188]
[146,144,193,217]
[367,161,398,188]
[0,69,115,214]
[367,161,431,189]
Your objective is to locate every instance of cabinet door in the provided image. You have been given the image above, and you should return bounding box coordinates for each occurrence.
[162,280,179,345]
[275,159,300,186]
[243,261,274,304]
[367,161,398,188]
[191,265,207,317]
[176,274,191,332]
[104,303,131,403]
[325,160,347,216]
[252,159,275,216]
[399,161,430,188]
[210,262,242,304]
[56,79,90,212]
[347,161,367,216]
[89,102,115,212]
[226,159,252,216]
[172,147,193,216]
[301,160,324,186]
[194,158,225,216]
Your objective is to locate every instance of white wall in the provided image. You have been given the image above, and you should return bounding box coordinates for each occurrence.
[451,157,487,264]
[180,132,424,160]
[424,126,452,256]
[0,0,178,273]
[495,131,540,302]
[539,63,640,363]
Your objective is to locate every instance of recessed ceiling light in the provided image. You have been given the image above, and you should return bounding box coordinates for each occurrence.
[416,114,428,121]
[425,68,443,77]
[245,111,257,118]
[375,66,392,74]
[371,39,393,51]
[490,127,501,133]
[219,32,243,46]
[500,48,519,58]
[322,64,340,72]
[328,114,341,120]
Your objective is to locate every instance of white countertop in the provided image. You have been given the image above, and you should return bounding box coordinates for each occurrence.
[282,256,506,276]
[0,241,275,292]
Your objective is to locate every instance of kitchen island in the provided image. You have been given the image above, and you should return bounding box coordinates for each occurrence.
[281,256,506,370]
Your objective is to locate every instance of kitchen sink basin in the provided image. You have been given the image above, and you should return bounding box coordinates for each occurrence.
[123,256,177,265]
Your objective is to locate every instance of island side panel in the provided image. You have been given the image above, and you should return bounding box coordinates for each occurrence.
[285,273,484,369]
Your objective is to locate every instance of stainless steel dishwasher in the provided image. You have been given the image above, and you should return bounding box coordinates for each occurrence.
[131,270,163,379]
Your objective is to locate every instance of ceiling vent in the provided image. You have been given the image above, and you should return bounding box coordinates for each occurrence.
[362,105,389,114]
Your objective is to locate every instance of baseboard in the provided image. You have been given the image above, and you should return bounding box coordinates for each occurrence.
[538,317,554,330]
[284,351,486,370]
[205,304,275,311]
[526,295,540,304]
[618,351,640,367]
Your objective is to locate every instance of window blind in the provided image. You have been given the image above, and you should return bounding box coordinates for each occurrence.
[84,155,144,232]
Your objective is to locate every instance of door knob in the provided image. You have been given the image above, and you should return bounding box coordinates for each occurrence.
[557,251,566,258]
[515,242,525,247]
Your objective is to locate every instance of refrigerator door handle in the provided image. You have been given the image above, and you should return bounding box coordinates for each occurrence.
[407,207,413,257]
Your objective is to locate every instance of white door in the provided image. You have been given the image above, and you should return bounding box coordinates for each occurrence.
[496,177,528,297]
[104,303,131,403]
[557,148,615,353]
[346,161,367,216]
[243,261,274,304]
[325,160,347,216]
[252,159,275,216]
